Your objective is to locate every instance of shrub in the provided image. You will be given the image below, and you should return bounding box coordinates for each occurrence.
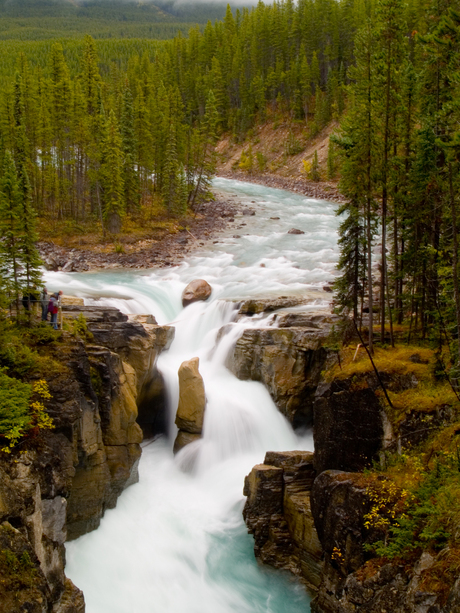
[26,324,62,346]
[366,451,460,559]
[238,146,254,173]
[308,150,321,181]
[256,151,267,172]
[0,370,32,452]
[285,132,304,156]
[0,373,54,453]
[71,313,93,341]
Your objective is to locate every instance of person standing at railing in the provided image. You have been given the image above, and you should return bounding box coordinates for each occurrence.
[40,287,49,321]
[49,291,63,330]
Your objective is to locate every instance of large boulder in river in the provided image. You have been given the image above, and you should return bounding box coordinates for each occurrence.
[182,279,212,307]
[174,357,206,453]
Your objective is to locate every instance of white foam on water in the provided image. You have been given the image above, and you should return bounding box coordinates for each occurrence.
[58,178,340,613]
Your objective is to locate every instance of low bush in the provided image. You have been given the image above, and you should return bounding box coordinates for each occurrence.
[0,371,54,453]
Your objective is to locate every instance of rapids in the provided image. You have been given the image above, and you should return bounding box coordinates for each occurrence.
[45,178,340,613]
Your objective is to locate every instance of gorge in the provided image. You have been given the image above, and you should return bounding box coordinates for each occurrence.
[40,177,339,612]
[4,176,458,612]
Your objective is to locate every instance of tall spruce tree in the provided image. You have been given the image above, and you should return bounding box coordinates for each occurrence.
[0,151,25,313]
[100,110,125,233]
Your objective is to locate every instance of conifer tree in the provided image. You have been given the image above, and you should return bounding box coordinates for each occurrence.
[0,151,24,312]
[373,0,407,343]
[335,22,378,350]
[188,90,219,209]
[120,87,139,212]
[100,110,125,233]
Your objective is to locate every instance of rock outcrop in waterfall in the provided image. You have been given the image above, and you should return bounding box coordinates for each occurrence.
[173,357,206,453]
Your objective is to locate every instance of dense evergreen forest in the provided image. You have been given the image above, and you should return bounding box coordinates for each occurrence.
[0,0,460,362]
[333,0,460,370]
[0,0,229,41]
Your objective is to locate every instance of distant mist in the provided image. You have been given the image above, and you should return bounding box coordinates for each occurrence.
[1,0,257,7]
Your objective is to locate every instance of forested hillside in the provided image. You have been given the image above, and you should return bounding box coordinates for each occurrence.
[0,0,359,233]
[0,0,228,41]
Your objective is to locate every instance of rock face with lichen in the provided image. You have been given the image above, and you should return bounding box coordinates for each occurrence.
[0,307,174,612]
[173,357,206,453]
[243,450,322,591]
[309,470,452,613]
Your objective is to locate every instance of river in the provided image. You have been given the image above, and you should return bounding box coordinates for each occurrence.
[43,177,340,613]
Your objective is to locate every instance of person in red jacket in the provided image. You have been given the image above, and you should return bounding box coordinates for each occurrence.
[48,291,63,329]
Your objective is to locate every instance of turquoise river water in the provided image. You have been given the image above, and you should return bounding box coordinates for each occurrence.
[43,177,340,613]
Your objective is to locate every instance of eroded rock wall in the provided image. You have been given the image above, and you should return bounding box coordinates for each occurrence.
[310,471,450,613]
[230,327,331,427]
[0,308,174,612]
[313,379,386,474]
[243,450,322,592]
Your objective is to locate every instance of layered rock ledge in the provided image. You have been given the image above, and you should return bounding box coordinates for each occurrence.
[230,302,339,427]
[243,450,321,592]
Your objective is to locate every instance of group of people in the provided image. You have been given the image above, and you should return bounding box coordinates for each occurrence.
[40,288,63,329]
[22,288,63,329]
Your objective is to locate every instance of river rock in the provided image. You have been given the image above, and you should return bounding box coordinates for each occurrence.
[237,297,311,316]
[62,305,128,323]
[61,295,85,306]
[182,279,212,307]
[173,358,206,453]
[173,431,202,454]
[128,313,158,325]
[288,228,305,235]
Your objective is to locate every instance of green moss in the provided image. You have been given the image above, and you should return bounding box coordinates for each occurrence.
[0,548,37,590]
[325,344,458,430]
[90,366,104,401]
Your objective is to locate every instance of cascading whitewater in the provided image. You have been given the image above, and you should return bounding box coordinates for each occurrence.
[46,178,339,613]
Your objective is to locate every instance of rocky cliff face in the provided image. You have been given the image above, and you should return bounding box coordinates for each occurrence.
[309,471,454,613]
[313,379,386,474]
[243,450,322,592]
[230,304,338,427]
[242,349,459,613]
[0,306,173,612]
[243,457,456,613]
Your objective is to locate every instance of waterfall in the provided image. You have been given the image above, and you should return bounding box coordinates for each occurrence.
[49,178,339,613]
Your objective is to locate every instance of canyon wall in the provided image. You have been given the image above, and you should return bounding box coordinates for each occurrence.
[230,301,339,428]
[0,307,173,612]
[242,333,459,613]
